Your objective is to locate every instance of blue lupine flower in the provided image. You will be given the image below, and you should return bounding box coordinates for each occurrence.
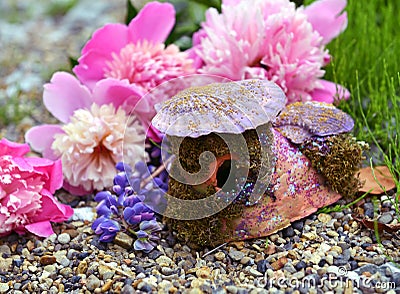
[92,157,167,252]
[133,220,162,253]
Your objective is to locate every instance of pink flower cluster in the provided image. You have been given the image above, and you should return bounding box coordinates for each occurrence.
[191,0,349,103]
[26,2,195,195]
[0,139,73,237]
[26,0,349,196]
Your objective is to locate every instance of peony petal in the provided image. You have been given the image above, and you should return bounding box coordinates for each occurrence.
[310,80,350,103]
[25,158,63,193]
[222,0,242,5]
[81,23,128,56]
[92,78,144,110]
[304,0,348,44]
[25,221,55,237]
[33,189,74,223]
[0,138,30,157]
[43,72,93,123]
[128,2,175,44]
[25,125,64,160]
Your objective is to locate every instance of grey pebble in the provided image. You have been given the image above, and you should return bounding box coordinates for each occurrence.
[57,233,71,244]
[228,249,245,262]
[86,274,101,291]
[378,212,393,224]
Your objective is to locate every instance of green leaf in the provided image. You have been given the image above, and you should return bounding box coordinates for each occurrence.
[125,0,138,25]
[68,56,78,69]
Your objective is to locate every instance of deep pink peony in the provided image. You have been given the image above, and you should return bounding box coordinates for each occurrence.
[0,138,73,237]
[191,0,349,104]
[25,72,148,196]
[73,2,194,102]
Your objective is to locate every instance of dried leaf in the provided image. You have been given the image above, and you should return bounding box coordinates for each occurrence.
[358,166,396,194]
[352,214,400,234]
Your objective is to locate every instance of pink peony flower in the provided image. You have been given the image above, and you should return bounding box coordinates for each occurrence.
[25,72,148,196]
[73,2,195,121]
[191,0,349,104]
[0,138,73,237]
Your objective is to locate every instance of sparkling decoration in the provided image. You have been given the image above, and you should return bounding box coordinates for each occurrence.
[273,101,354,144]
[152,79,285,138]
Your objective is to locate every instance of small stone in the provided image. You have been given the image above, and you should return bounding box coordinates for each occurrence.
[257,260,268,274]
[196,267,211,279]
[364,208,374,219]
[114,232,134,249]
[156,256,173,267]
[0,257,12,271]
[57,233,71,244]
[161,267,175,276]
[330,246,343,254]
[101,280,113,292]
[0,245,11,255]
[271,257,287,271]
[214,252,225,261]
[77,260,88,274]
[378,212,393,224]
[302,232,317,240]
[86,274,101,291]
[326,231,339,238]
[226,285,238,294]
[121,285,135,294]
[283,263,297,274]
[44,265,56,273]
[0,283,9,293]
[240,256,251,265]
[295,261,307,271]
[292,220,304,231]
[282,226,295,238]
[98,265,115,280]
[325,255,334,265]
[40,255,57,266]
[318,213,332,223]
[249,268,263,277]
[228,249,245,262]
[59,267,73,277]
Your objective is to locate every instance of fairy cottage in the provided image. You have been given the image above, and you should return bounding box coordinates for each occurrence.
[152,79,364,247]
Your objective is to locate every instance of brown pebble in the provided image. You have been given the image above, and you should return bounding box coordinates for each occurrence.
[196,267,211,279]
[265,244,276,255]
[123,259,132,266]
[101,280,113,292]
[63,229,79,239]
[230,241,245,250]
[76,260,88,274]
[271,257,288,270]
[40,255,57,266]
[26,240,35,251]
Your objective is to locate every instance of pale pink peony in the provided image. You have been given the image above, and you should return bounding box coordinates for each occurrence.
[73,2,194,99]
[191,0,349,104]
[25,72,148,196]
[0,138,73,237]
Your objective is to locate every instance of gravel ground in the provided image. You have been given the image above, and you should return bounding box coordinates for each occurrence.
[1,1,399,293]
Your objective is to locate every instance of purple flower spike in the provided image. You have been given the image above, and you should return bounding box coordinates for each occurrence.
[134,239,155,252]
[114,172,128,187]
[133,220,162,253]
[94,191,118,207]
[273,101,354,144]
[94,219,120,236]
[116,162,132,173]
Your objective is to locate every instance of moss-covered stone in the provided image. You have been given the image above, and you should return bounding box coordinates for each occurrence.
[300,134,366,198]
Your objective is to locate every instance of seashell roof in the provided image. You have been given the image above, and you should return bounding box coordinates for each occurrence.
[273,101,354,144]
[152,79,286,138]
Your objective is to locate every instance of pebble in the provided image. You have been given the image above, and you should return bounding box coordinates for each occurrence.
[378,212,393,224]
[86,274,101,291]
[0,283,9,293]
[228,249,245,262]
[57,233,71,244]
[215,252,225,261]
